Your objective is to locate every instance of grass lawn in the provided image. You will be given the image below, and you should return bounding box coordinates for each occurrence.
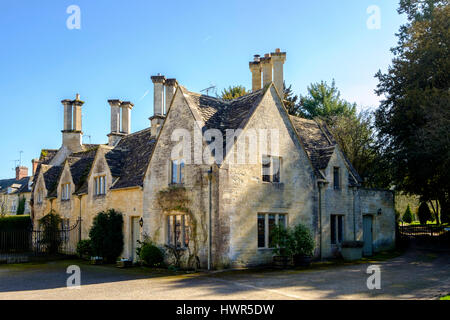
[440,294,450,300]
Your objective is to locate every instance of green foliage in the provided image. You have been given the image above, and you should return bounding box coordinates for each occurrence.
[76,239,93,258]
[402,205,414,223]
[417,202,432,225]
[298,80,356,121]
[270,223,315,257]
[16,196,26,215]
[283,82,300,116]
[221,85,248,100]
[329,111,390,188]
[375,0,450,224]
[0,215,31,231]
[89,209,124,263]
[38,211,62,254]
[139,240,164,267]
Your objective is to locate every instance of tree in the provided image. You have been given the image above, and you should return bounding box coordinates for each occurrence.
[221,85,248,100]
[298,80,356,122]
[16,196,26,215]
[89,209,124,263]
[283,82,300,116]
[39,210,62,254]
[329,111,390,188]
[417,202,432,225]
[374,0,449,223]
[402,205,414,224]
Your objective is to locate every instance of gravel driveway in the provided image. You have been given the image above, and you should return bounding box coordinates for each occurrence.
[0,247,449,300]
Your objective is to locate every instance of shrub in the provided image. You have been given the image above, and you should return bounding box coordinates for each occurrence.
[89,209,124,263]
[38,211,62,254]
[16,196,26,215]
[271,223,315,257]
[0,215,31,231]
[76,239,93,258]
[140,243,164,267]
[417,202,432,225]
[402,205,414,223]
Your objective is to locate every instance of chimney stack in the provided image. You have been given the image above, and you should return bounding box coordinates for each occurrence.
[16,166,28,180]
[107,99,123,146]
[31,159,39,176]
[151,74,166,115]
[150,74,167,137]
[165,78,178,112]
[261,53,273,87]
[61,94,84,153]
[249,55,262,92]
[121,101,134,134]
[271,48,286,96]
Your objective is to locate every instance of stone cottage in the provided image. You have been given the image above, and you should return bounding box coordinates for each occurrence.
[31,49,395,267]
[0,165,35,216]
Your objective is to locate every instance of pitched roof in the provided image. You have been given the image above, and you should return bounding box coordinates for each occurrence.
[289,115,362,184]
[182,85,267,135]
[108,128,156,190]
[43,165,63,198]
[0,177,31,194]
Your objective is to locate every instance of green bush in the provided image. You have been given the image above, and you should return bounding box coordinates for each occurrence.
[140,243,164,267]
[0,215,31,231]
[38,211,62,254]
[417,202,432,225]
[271,223,315,257]
[89,209,124,263]
[403,205,414,223]
[16,196,26,215]
[76,239,93,258]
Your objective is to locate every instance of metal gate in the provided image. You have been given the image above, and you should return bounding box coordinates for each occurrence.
[0,218,80,263]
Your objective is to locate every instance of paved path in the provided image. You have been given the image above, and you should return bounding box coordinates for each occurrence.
[0,247,449,300]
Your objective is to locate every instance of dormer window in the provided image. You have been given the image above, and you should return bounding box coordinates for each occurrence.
[61,183,71,200]
[333,167,340,189]
[94,176,106,195]
[262,155,281,183]
[37,190,43,204]
[170,159,185,184]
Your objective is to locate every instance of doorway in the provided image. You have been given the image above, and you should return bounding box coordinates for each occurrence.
[131,217,141,261]
[363,215,373,256]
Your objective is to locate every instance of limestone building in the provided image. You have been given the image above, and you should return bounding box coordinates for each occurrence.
[0,165,34,216]
[31,49,395,267]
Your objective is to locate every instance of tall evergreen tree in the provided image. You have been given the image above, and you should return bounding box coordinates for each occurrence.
[298,80,356,123]
[375,0,449,223]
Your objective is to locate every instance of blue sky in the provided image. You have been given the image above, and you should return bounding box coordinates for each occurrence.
[0,0,405,179]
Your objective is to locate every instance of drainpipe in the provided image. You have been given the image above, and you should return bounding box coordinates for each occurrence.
[352,187,356,241]
[207,167,213,270]
[318,181,323,259]
[78,195,82,241]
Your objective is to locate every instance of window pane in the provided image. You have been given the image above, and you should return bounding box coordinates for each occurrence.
[257,214,265,248]
[179,160,185,183]
[331,215,336,244]
[167,216,172,245]
[278,214,286,228]
[171,160,178,183]
[175,215,182,248]
[184,215,189,247]
[262,155,271,182]
[333,167,340,189]
[268,214,276,248]
[338,216,343,243]
[272,157,280,183]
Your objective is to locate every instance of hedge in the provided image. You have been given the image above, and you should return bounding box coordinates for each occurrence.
[0,215,32,231]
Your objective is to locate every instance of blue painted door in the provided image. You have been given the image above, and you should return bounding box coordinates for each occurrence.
[363,215,373,256]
